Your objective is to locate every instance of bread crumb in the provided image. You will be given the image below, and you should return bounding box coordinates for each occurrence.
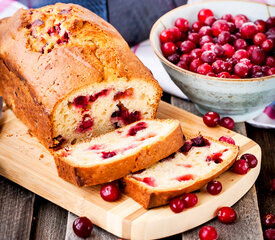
[6,134,13,137]
[39,154,44,159]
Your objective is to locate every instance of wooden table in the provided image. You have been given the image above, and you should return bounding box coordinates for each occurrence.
[0,94,274,240]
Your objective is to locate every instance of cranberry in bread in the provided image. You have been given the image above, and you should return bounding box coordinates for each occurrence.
[122,136,239,209]
[0,3,162,149]
[54,119,184,186]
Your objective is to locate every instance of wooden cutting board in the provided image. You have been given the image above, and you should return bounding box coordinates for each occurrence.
[0,101,261,240]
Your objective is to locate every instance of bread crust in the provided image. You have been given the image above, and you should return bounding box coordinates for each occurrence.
[0,3,162,149]
[53,120,184,187]
[121,138,239,209]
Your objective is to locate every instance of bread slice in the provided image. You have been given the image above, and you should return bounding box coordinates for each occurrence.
[0,3,162,149]
[54,119,184,186]
[121,136,239,209]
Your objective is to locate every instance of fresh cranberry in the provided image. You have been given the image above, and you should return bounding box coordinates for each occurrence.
[180,54,193,65]
[207,180,222,195]
[212,20,230,37]
[263,214,275,228]
[247,45,259,57]
[231,74,240,79]
[167,53,180,64]
[228,22,236,33]
[161,42,177,56]
[160,29,175,43]
[198,9,214,23]
[266,27,275,41]
[268,67,275,76]
[205,16,217,26]
[217,207,237,224]
[175,18,189,32]
[212,60,224,73]
[220,117,235,130]
[219,136,235,145]
[251,48,266,65]
[233,49,249,60]
[202,42,214,51]
[253,33,267,46]
[264,229,275,240]
[207,72,216,77]
[100,183,120,202]
[197,63,213,75]
[223,43,235,57]
[182,193,198,208]
[176,61,188,70]
[200,35,214,46]
[261,39,274,52]
[213,45,224,57]
[234,62,249,78]
[190,59,203,72]
[262,65,271,74]
[266,16,275,29]
[199,226,218,240]
[251,65,262,75]
[240,153,258,168]
[270,178,275,192]
[201,51,216,63]
[234,38,247,50]
[266,57,275,67]
[199,26,212,37]
[232,159,249,175]
[255,19,266,33]
[234,14,248,29]
[169,198,185,213]
[175,41,183,48]
[188,32,200,44]
[221,14,233,22]
[218,31,231,44]
[192,21,203,32]
[203,111,220,127]
[240,22,257,39]
[180,40,196,53]
[190,48,203,59]
[73,217,93,238]
[223,61,234,73]
[169,27,182,41]
[217,72,231,78]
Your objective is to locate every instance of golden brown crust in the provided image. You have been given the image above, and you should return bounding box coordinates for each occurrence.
[53,120,184,187]
[121,137,239,209]
[0,3,162,149]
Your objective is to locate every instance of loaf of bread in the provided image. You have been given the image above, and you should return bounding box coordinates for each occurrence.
[54,119,184,186]
[122,136,239,209]
[0,3,162,149]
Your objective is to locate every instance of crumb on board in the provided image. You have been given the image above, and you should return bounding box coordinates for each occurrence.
[39,154,44,159]
[6,134,13,137]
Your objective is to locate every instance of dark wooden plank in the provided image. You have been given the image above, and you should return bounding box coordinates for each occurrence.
[170,96,263,240]
[31,196,68,240]
[246,124,275,221]
[0,176,34,240]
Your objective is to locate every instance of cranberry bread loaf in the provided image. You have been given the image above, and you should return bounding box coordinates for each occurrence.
[54,119,184,186]
[0,3,162,149]
[122,136,239,209]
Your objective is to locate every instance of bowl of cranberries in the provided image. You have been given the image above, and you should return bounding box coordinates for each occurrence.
[150,0,275,122]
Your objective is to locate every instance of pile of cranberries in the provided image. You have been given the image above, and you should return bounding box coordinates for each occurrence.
[203,111,235,130]
[169,192,198,213]
[159,9,275,78]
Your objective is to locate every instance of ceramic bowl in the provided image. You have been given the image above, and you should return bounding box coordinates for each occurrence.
[150,0,275,122]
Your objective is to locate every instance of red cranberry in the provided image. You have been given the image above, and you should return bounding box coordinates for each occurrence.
[234,38,247,50]
[202,42,214,51]
[234,14,248,29]
[176,61,188,70]
[221,14,233,22]
[261,39,274,52]
[73,217,93,238]
[213,45,224,57]
[207,72,216,77]
[234,62,249,78]
[199,226,218,240]
[240,58,252,69]
[265,229,275,240]
[212,20,230,37]
[252,71,265,78]
[175,18,189,32]
[240,153,258,168]
[200,35,214,46]
[181,141,193,153]
[253,33,267,46]
[212,60,224,73]
[220,117,235,130]
[161,42,177,56]
[263,214,275,228]
[197,63,213,75]
[266,57,275,67]
[232,159,249,175]
[175,41,183,48]
[240,22,257,39]
[190,48,203,59]
[217,72,231,78]
[192,21,203,32]
[188,32,200,44]
[266,16,275,29]
[219,136,235,145]
[180,40,196,53]
[198,9,214,23]
[167,53,180,64]
[182,193,198,208]
[233,49,249,61]
[160,29,175,43]
[203,111,220,127]
[228,22,236,33]
[218,31,231,44]
[201,51,217,63]
[190,59,203,72]
[169,198,185,213]
[100,183,120,202]
[270,178,275,192]
[207,180,222,195]
[262,65,271,74]
[199,26,212,37]
[251,48,266,65]
[180,54,193,65]
[170,27,182,41]
[217,207,237,224]
[205,16,217,26]
[247,45,259,57]
[268,67,275,76]
[223,43,235,57]
[251,65,262,75]
[231,74,240,78]
[255,19,266,33]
